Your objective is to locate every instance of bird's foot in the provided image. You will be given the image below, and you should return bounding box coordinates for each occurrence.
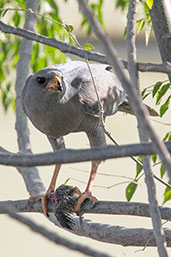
[75,191,98,212]
[29,191,53,216]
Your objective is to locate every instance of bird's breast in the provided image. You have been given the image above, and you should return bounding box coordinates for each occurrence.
[23,93,83,138]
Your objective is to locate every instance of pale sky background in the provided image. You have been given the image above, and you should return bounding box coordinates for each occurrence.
[0,1,171,257]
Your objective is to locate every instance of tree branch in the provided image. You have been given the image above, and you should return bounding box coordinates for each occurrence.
[0,204,111,257]
[1,199,171,220]
[14,0,45,196]
[0,20,171,74]
[1,200,171,247]
[0,142,171,167]
[150,0,171,83]
[126,1,168,256]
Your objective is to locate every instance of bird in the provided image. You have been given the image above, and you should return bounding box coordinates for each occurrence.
[22,61,158,215]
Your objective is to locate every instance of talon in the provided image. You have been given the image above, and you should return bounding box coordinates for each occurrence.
[28,191,52,216]
[75,191,98,212]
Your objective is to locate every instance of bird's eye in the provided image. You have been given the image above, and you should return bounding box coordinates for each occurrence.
[37,77,46,84]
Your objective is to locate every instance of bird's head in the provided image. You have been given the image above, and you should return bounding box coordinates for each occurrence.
[35,69,64,94]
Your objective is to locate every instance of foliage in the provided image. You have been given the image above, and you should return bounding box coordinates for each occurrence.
[80,0,104,35]
[0,0,70,112]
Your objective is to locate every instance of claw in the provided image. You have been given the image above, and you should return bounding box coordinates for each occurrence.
[29,192,52,216]
[75,191,98,212]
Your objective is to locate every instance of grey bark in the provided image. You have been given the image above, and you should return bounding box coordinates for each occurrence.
[1,200,171,247]
[1,199,171,220]
[126,1,168,256]
[0,205,111,257]
[14,0,45,196]
[1,142,171,167]
[150,0,171,82]
[0,20,171,74]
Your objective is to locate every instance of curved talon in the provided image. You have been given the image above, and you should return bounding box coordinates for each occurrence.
[75,191,98,212]
[28,192,51,216]
[29,195,43,202]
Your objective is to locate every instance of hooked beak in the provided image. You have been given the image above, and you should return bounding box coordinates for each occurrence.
[44,75,63,92]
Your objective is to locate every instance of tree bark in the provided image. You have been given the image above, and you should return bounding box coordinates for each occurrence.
[15,0,45,196]
[150,0,171,82]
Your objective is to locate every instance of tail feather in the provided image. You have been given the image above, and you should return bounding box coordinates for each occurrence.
[118,100,159,117]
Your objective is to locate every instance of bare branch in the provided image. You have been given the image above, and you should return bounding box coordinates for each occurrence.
[126,1,168,256]
[1,200,171,247]
[14,0,45,196]
[1,199,171,220]
[0,20,171,74]
[150,0,171,83]
[0,204,111,257]
[0,142,171,167]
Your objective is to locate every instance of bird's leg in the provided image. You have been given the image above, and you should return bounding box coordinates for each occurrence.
[29,164,61,215]
[75,161,99,212]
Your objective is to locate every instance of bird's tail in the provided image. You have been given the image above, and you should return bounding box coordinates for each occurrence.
[118,99,159,116]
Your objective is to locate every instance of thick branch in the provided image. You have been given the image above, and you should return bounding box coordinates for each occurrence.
[1,200,171,247]
[14,0,45,196]
[1,199,171,220]
[0,204,110,257]
[0,20,171,74]
[0,142,171,167]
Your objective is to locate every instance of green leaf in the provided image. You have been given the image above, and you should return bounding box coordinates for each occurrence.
[136,156,143,178]
[123,26,127,39]
[47,0,58,14]
[64,178,70,185]
[156,83,170,105]
[145,20,152,46]
[13,12,20,27]
[1,8,9,17]
[160,164,165,178]
[65,24,74,33]
[126,182,137,201]
[152,81,163,97]
[163,131,171,141]
[163,185,171,204]
[151,154,157,163]
[115,0,129,11]
[160,95,171,117]
[137,18,145,34]
[146,0,153,9]
[82,43,94,50]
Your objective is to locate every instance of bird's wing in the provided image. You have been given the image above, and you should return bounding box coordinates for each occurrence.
[43,61,126,117]
[62,62,126,117]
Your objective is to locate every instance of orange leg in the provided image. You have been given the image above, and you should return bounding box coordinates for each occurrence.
[29,164,61,215]
[75,162,99,212]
